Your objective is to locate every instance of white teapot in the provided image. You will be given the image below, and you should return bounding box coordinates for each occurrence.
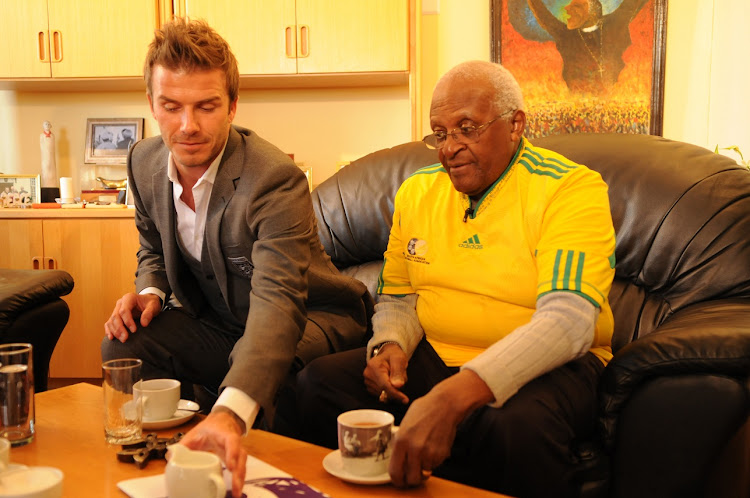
[165,444,226,498]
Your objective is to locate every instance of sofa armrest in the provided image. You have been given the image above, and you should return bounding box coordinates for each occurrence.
[0,269,74,330]
[599,298,750,448]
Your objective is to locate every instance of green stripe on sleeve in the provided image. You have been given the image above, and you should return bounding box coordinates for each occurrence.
[551,249,562,290]
[575,252,585,291]
[562,250,574,289]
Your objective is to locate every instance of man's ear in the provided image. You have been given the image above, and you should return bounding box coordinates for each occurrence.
[509,110,526,141]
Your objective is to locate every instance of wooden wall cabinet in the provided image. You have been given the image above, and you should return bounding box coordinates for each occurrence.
[0,0,160,78]
[0,211,140,378]
[178,0,409,75]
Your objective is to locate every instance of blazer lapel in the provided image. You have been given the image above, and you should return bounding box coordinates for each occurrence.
[205,127,245,301]
[150,150,179,269]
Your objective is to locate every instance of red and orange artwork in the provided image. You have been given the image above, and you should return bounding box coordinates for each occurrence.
[495,0,666,138]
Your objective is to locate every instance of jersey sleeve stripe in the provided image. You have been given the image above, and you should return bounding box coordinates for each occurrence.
[575,252,585,292]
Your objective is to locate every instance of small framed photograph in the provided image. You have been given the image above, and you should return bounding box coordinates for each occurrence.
[0,174,41,207]
[84,118,144,165]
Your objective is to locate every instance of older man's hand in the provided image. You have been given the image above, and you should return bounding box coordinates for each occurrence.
[364,343,410,405]
[179,408,247,498]
[388,370,494,487]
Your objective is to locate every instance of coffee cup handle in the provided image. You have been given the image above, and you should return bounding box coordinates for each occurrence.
[209,473,226,498]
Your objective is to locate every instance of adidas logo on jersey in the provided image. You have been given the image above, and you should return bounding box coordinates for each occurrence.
[459,234,483,249]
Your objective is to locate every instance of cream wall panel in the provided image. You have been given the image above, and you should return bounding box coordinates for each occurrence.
[0,86,410,194]
[706,1,750,159]
[662,0,713,149]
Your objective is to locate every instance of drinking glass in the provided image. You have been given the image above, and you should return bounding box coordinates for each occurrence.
[102,358,142,444]
[0,343,35,446]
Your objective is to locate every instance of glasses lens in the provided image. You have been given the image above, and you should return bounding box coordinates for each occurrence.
[459,126,480,144]
[422,134,438,148]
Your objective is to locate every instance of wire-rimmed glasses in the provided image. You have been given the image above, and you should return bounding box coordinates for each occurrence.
[423,110,515,149]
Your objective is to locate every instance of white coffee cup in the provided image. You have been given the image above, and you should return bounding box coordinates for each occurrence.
[0,437,9,472]
[337,409,396,477]
[0,466,63,498]
[165,445,225,498]
[133,379,180,421]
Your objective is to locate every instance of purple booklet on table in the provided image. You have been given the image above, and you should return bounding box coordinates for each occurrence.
[117,454,330,498]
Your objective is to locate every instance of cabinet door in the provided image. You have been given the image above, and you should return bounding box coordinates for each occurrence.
[295,0,408,74]
[0,219,44,269]
[45,219,140,378]
[0,0,51,78]
[183,0,297,75]
[46,0,159,77]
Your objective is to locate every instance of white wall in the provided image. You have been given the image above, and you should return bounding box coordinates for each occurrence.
[662,0,750,161]
[1,0,748,194]
[0,85,410,195]
[419,0,750,162]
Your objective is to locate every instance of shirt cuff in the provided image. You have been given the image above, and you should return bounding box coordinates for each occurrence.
[139,287,165,304]
[213,387,260,436]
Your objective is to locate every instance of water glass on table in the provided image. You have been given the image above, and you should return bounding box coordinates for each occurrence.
[0,343,35,447]
[102,358,142,444]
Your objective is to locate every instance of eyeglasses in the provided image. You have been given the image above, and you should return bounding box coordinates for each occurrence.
[423,110,515,149]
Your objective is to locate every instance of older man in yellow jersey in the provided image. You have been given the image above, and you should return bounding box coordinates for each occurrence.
[294,60,616,498]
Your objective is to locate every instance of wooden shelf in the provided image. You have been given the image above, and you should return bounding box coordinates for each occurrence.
[0,71,409,93]
[0,207,135,218]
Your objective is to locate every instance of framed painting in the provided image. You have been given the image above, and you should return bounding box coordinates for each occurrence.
[0,174,41,207]
[490,0,667,138]
[84,118,144,165]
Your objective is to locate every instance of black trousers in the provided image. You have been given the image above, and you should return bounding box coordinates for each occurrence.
[293,338,604,498]
[101,307,334,408]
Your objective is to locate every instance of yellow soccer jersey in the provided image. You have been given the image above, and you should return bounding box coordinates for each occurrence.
[377,138,616,366]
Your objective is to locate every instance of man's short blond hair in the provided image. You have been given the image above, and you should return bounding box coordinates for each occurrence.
[144,17,239,103]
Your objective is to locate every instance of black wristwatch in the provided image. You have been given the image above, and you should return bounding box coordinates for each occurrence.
[370,341,401,359]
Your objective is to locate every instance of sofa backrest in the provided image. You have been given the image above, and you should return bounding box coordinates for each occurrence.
[312,134,750,353]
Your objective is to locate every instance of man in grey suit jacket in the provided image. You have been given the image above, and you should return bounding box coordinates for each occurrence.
[101,18,371,497]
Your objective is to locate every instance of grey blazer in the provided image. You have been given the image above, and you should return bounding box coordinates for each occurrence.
[127,125,371,418]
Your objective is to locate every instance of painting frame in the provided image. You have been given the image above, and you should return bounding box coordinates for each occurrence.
[0,174,41,207]
[84,118,144,165]
[490,0,667,137]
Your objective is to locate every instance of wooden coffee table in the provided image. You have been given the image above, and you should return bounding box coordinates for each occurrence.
[9,383,508,497]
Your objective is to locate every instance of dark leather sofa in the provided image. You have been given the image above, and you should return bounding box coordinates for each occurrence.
[0,269,74,392]
[311,133,750,498]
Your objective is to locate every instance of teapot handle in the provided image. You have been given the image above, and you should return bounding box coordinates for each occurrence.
[210,472,226,498]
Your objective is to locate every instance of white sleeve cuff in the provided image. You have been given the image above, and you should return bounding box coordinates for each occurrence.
[213,387,260,435]
[139,287,165,303]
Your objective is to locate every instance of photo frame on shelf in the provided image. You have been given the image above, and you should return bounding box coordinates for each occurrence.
[84,118,144,165]
[490,0,667,138]
[0,174,41,207]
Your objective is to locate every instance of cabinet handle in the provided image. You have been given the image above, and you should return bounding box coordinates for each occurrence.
[285,26,295,58]
[45,257,56,270]
[298,25,310,58]
[51,30,63,63]
[32,257,41,270]
[37,31,49,62]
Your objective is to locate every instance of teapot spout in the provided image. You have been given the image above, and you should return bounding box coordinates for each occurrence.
[166,443,187,463]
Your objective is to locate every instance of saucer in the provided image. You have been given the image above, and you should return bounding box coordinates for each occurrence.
[142,400,199,430]
[322,449,390,485]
